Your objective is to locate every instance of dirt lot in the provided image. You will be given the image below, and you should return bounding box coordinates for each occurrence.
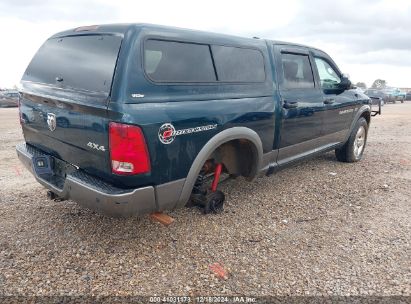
[0,104,410,298]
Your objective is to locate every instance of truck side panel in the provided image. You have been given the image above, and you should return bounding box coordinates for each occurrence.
[107,28,278,187]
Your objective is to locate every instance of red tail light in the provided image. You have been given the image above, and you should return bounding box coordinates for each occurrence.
[109,122,151,175]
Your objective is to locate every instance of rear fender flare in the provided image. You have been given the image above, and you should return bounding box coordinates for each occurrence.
[175,127,263,208]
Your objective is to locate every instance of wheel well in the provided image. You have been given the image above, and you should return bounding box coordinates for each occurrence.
[176,127,263,208]
[207,139,259,179]
[361,111,371,125]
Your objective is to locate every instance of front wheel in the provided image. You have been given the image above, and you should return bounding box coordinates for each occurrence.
[335,117,368,162]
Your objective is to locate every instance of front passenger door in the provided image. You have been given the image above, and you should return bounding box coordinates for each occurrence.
[312,55,356,143]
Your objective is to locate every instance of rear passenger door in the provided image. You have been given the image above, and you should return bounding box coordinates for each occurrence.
[311,52,356,143]
[274,46,324,164]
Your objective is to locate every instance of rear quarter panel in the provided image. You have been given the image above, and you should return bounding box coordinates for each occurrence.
[108,27,278,187]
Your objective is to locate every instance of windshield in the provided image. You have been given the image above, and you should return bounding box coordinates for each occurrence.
[22,35,122,95]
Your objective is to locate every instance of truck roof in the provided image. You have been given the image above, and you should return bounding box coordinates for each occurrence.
[50,23,317,50]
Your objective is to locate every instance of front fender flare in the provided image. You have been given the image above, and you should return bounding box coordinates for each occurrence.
[175,127,263,208]
[343,104,371,143]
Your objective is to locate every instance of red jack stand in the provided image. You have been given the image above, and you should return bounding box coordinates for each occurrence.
[211,163,223,192]
[204,163,225,213]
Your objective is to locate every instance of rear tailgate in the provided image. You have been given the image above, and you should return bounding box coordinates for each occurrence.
[19,34,122,177]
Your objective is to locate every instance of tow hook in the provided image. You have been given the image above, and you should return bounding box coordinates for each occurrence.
[190,162,226,214]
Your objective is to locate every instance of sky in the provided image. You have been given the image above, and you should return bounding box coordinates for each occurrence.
[0,0,410,89]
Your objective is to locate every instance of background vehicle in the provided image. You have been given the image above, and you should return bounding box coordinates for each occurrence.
[382,88,397,103]
[369,96,384,108]
[0,90,19,107]
[406,91,411,101]
[364,89,389,104]
[392,88,406,103]
[16,24,374,217]
[379,87,406,103]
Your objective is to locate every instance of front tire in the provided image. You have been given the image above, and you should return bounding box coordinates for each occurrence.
[335,117,368,162]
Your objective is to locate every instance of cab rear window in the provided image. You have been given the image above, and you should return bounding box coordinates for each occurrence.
[22,35,122,95]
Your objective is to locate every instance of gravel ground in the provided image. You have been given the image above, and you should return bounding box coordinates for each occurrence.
[0,103,410,298]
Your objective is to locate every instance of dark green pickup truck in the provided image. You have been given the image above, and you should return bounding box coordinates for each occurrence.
[16,24,378,217]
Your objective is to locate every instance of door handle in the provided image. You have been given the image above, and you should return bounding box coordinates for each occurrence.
[323,98,335,104]
[283,101,299,109]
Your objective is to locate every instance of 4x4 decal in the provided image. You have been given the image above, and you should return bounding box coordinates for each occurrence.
[87,141,106,151]
[158,123,217,145]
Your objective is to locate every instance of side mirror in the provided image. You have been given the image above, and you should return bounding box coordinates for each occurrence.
[339,75,352,90]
